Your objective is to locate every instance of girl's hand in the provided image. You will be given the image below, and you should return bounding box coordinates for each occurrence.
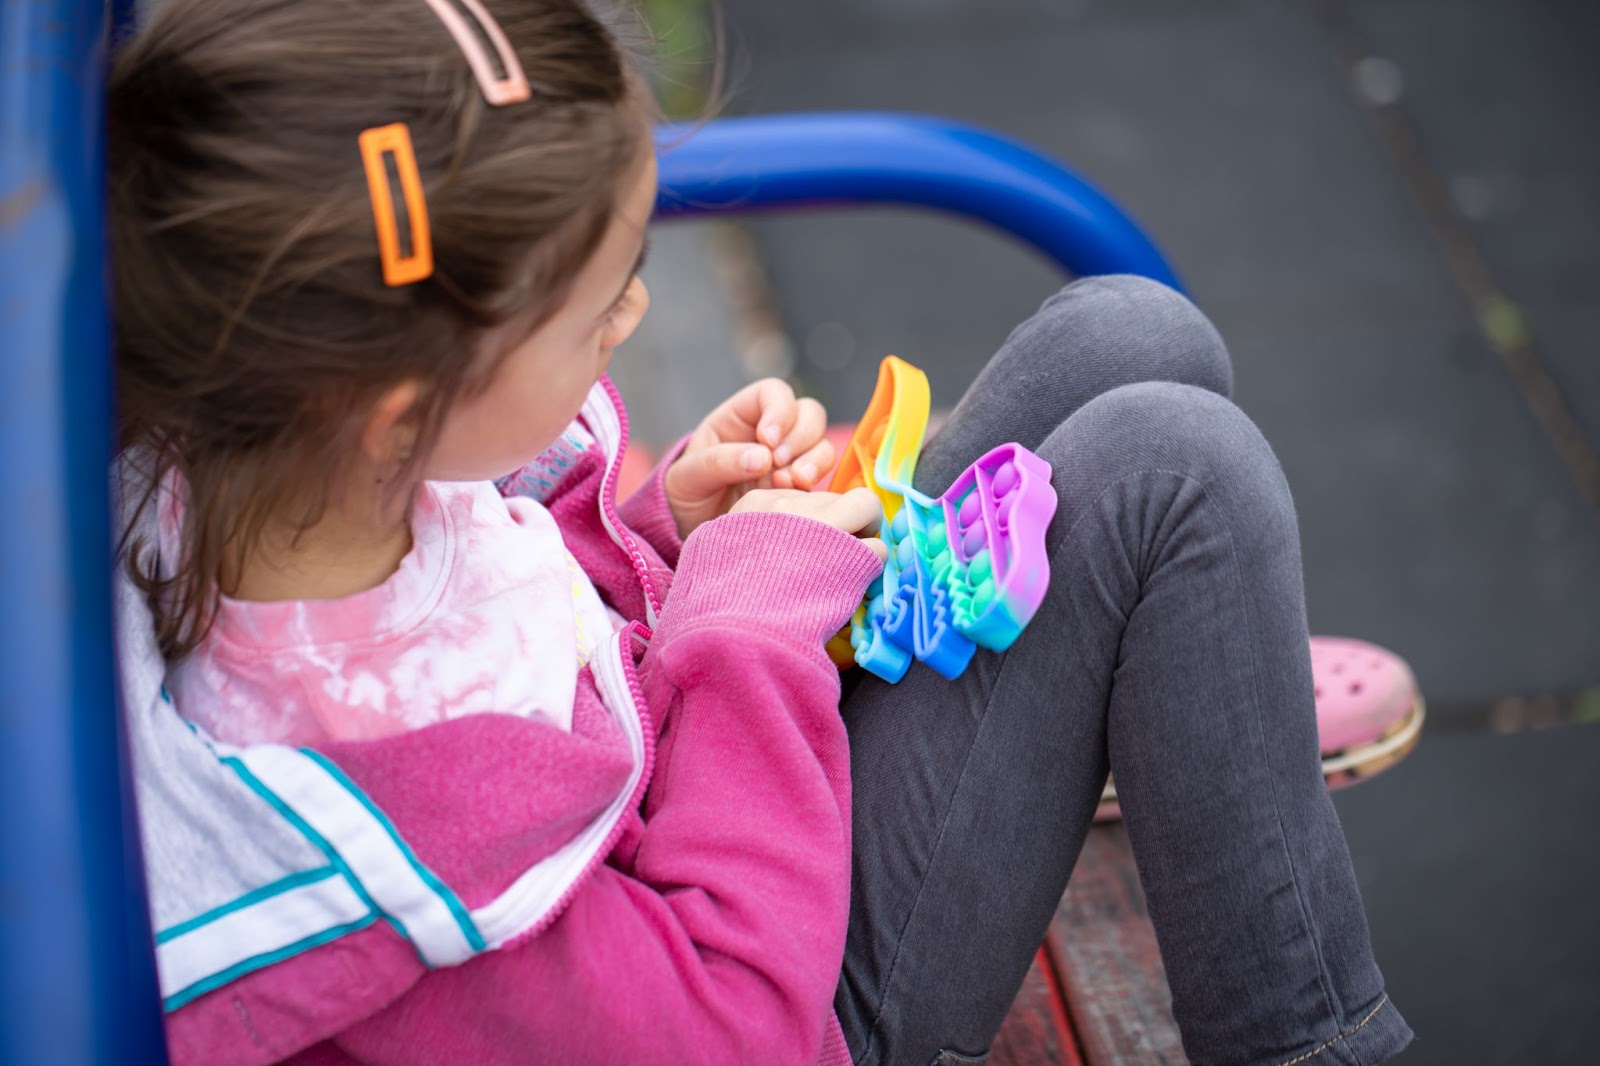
[729,487,889,563]
[664,379,836,538]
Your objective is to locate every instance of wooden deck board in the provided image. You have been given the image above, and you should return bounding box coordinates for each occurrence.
[990,946,1086,1066]
[992,824,1187,1065]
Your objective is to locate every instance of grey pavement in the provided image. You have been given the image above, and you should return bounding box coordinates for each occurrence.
[1345,0,1600,438]
[1333,723,1600,1066]
[632,0,1600,1060]
[612,223,753,448]
[707,0,1600,712]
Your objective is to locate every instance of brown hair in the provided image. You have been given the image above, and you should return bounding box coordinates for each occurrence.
[110,0,652,660]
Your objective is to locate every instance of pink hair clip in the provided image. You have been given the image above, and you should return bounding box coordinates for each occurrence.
[422,0,531,107]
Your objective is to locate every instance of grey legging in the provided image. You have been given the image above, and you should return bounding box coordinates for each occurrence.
[835,276,1413,1066]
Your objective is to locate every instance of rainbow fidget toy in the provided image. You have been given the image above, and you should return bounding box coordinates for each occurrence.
[828,357,1058,683]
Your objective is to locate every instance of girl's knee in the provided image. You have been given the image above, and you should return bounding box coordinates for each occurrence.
[1045,381,1293,520]
[1022,275,1234,399]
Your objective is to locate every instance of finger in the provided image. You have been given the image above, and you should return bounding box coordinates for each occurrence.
[745,378,800,450]
[860,536,889,564]
[685,421,721,452]
[781,437,835,491]
[703,378,795,446]
[754,380,799,452]
[729,487,808,516]
[773,396,827,469]
[665,442,772,502]
[828,486,885,537]
[771,488,814,513]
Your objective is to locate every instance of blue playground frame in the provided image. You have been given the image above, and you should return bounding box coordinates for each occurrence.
[0,3,1178,1061]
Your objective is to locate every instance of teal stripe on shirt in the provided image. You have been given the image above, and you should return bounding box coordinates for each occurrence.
[299,748,485,952]
[155,866,340,945]
[219,754,409,944]
[162,912,380,1013]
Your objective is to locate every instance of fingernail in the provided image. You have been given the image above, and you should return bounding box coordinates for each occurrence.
[761,423,781,447]
[774,445,792,467]
[742,446,767,472]
[795,461,816,483]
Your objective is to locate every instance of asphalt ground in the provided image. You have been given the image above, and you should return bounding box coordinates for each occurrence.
[619,0,1600,1061]
[707,0,1600,714]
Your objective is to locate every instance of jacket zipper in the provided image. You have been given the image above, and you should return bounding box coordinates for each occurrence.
[513,624,657,944]
[499,380,665,945]
[592,376,665,628]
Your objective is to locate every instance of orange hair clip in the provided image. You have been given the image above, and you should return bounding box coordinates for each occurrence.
[358,123,434,287]
[421,0,531,106]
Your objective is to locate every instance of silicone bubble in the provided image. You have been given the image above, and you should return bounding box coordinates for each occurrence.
[959,524,983,557]
[992,461,1020,498]
[896,537,915,569]
[958,492,982,527]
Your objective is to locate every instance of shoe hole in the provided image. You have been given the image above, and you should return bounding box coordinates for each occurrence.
[1332,661,1346,674]
[1349,681,1364,696]
[1315,686,1323,700]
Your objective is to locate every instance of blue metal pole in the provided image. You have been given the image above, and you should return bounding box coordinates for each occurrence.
[0,0,168,1062]
[655,112,1184,293]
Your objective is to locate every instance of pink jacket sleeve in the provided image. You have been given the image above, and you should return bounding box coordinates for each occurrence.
[314,513,881,1065]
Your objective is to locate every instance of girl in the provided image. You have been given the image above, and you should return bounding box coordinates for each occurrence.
[110,1,1413,1064]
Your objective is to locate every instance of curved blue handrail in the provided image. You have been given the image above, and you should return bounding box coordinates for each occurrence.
[656,112,1183,292]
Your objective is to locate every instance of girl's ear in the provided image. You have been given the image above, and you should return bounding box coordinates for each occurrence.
[361,380,422,466]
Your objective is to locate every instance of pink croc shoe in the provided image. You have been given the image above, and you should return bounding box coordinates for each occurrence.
[1312,635,1426,791]
[1094,636,1424,822]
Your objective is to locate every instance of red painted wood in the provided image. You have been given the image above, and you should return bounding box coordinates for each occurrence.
[992,825,1185,1064]
[1032,943,1086,1066]
[991,946,1085,1066]
[1048,824,1187,1064]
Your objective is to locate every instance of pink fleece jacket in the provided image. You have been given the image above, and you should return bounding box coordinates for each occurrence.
[161,379,879,1066]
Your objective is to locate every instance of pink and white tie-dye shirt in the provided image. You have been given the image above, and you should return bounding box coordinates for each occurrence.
[166,478,618,747]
